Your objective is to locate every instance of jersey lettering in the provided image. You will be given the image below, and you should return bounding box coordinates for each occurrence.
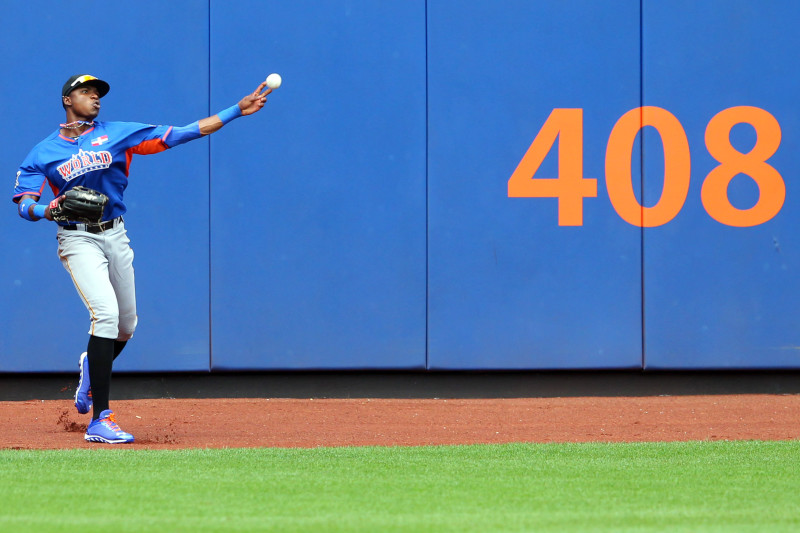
[56,149,113,181]
[14,121,172,220]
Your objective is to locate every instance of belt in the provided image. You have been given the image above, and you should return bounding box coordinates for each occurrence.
[62,216,123,234]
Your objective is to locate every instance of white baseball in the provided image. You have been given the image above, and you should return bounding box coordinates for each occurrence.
[266,73,282,89]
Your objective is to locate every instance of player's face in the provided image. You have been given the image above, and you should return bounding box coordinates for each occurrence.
[66,85,101,120]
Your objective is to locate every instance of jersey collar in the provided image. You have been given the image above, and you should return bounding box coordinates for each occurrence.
[58,125,96,143]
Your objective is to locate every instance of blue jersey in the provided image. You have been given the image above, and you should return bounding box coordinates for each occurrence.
[13,121,184,222]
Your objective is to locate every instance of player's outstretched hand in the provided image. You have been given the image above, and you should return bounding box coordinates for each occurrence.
[238,81,272,116]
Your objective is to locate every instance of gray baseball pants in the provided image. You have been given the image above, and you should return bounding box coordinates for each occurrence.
[56,218,138,341]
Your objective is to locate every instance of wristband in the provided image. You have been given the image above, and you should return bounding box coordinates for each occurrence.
[32,204,47,219]
[217,103,243,125]
[18,198,37,221]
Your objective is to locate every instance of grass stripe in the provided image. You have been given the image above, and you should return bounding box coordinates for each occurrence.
[1,441,798,532]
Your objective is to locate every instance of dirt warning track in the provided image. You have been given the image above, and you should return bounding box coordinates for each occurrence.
[1,395,798,449]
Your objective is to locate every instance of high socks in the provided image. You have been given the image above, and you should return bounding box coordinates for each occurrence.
[86,335,115,420]
[113,340,127,361]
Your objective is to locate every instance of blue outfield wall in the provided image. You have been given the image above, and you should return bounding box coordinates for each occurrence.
[0,0,798,371]
[0,0,211,372]
[208,0,428,370]
[427,0,643,370]
[641,0,800,369]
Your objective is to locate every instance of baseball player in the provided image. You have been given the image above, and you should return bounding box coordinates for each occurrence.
[13,74,271,444]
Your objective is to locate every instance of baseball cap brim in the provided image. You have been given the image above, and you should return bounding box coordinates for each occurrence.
[62,75,110,98]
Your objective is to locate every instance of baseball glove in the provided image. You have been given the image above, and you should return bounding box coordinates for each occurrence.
[49,186,109,224]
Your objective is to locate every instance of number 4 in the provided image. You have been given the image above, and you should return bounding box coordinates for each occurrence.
[507,108,597,226]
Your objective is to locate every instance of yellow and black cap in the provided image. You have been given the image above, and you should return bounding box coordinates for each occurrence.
[62,74,110,98]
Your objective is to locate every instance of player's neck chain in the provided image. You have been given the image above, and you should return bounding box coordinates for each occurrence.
[60,120,94,130]
[60,120,94,138]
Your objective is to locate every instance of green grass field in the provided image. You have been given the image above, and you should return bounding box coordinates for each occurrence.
[1,441,798,532]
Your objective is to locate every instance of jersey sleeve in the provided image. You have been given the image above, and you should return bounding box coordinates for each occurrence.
[118,121,204,155]
[116,122,173,156]
[12,149,48,203]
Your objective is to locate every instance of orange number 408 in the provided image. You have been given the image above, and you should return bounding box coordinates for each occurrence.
[508,106,784,227]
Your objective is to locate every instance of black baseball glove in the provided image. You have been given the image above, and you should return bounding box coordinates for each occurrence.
[50,186,109,224]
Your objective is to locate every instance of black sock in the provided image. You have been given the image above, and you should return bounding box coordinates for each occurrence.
[87,335,115,420]
[113,340,128,361]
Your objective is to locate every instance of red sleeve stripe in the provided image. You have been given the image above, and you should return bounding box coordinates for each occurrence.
[12,179,48,203]
[12,191,40,203]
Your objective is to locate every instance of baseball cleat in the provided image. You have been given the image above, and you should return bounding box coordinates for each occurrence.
[84,410,134,444]
[74,352,92,414]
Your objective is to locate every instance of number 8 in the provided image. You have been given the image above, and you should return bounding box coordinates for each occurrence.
[702,106,784,227]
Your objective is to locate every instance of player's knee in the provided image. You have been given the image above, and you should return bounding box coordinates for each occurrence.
[91,312,120,340]
[117,313,138,341]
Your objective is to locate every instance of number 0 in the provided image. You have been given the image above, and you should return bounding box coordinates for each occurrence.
[605,107,691,227]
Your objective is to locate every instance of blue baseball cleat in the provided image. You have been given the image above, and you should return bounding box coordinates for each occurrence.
[74,352,92,414]
[84,410,135,444]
